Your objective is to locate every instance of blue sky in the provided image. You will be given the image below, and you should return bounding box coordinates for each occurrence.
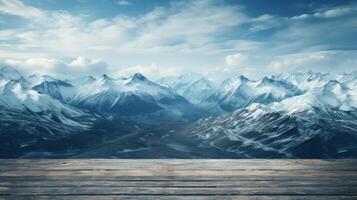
[0,0,356,80]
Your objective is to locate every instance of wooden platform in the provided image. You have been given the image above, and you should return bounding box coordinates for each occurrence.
[0,160,357,199]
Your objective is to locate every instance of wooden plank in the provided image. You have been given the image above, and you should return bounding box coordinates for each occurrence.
[2,195,357,200]
[0,159,356,199]
[1,159,356,167]
[1,160,356,172]
[1,175,357,181]
[1,164,356,171]
[1,180,357,187]
[1,186,357,195]
[0,169,356,177]
[1,159,356,168]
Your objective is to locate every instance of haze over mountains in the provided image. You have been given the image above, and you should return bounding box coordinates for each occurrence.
[1,64,357,158]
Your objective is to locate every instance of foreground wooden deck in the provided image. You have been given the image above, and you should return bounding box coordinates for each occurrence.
[0,160,357,199]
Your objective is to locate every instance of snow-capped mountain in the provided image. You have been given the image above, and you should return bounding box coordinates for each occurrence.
[1,64,357,158]
[33,73,197,118]
[189,73,357,158]
[0,65,139,158]
[271,71,339,92]
[0,66,93,128]
[158,73,216,104]
[209,75,302,111]
[28,74,57,87]
[189,102,357,158]
[73,73,190,116]
[0,65,29,88]
[32,79,76,102]
[269,80,357,113]
[66,76,96,87]
[337,71,357,89]
[0,65,23,81]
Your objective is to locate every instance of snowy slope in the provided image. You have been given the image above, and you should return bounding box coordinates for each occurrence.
[30,72,196,118]
[0,79,84,119]
[268,80,357,113]
[189,72,357,158]
[158,73,216,104]
[67,76,96,87]
[190,92,357,159]
[0,65,93,129]
[210,75,302,111]
[41,73,194,117]
[271,71,339,92]
[28,75,57,87]
[0,65,23,80]
[33,80,77,102]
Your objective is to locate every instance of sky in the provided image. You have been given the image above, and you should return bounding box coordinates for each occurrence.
[0,0,356,80]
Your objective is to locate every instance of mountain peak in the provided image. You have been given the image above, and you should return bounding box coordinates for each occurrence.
[322,80,347,92]
[101,74,111,79]
[261,77,273,83]
[126,73,150,84]
[131,73,147,80]
[87,75,96,81]
[239,75,249,82]
[0,65,23,80]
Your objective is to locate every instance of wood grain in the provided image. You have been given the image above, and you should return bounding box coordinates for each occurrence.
[0,159,356,199]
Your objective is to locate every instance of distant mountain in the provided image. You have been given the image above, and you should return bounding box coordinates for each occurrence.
[33,73,197,119]
[32,80,76,102]
[271,71,338,92]
[158,73,216,104]
[270,80,357,113]
[1,64,357,158]
[66,76,96,87]
[0,65,142,158]
[28,74,57,87]
[189,78,357,158]
[189,104,357,158]
[0,65,23,81]
[209,75,302,111]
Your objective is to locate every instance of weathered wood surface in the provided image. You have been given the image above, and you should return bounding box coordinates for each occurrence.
[0,159,356,199]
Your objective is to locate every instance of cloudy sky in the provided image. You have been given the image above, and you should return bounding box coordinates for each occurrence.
[0,0,356,80]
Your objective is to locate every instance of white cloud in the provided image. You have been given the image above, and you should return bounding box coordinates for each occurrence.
[114,64,182,80]
[314,6,356,18]
[0,0,45,18]
[129,1,247,50]
[225,53,248,67]
[117,0,131,6]
[291,4,357,20]
[267,51,357,73]
[269,53,326,71]
[0,0,249,55]
[4,57,108,78]
[249,14,282,32]
[0,0,356,78]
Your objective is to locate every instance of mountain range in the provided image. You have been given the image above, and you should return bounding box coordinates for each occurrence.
[1,64,357,158]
